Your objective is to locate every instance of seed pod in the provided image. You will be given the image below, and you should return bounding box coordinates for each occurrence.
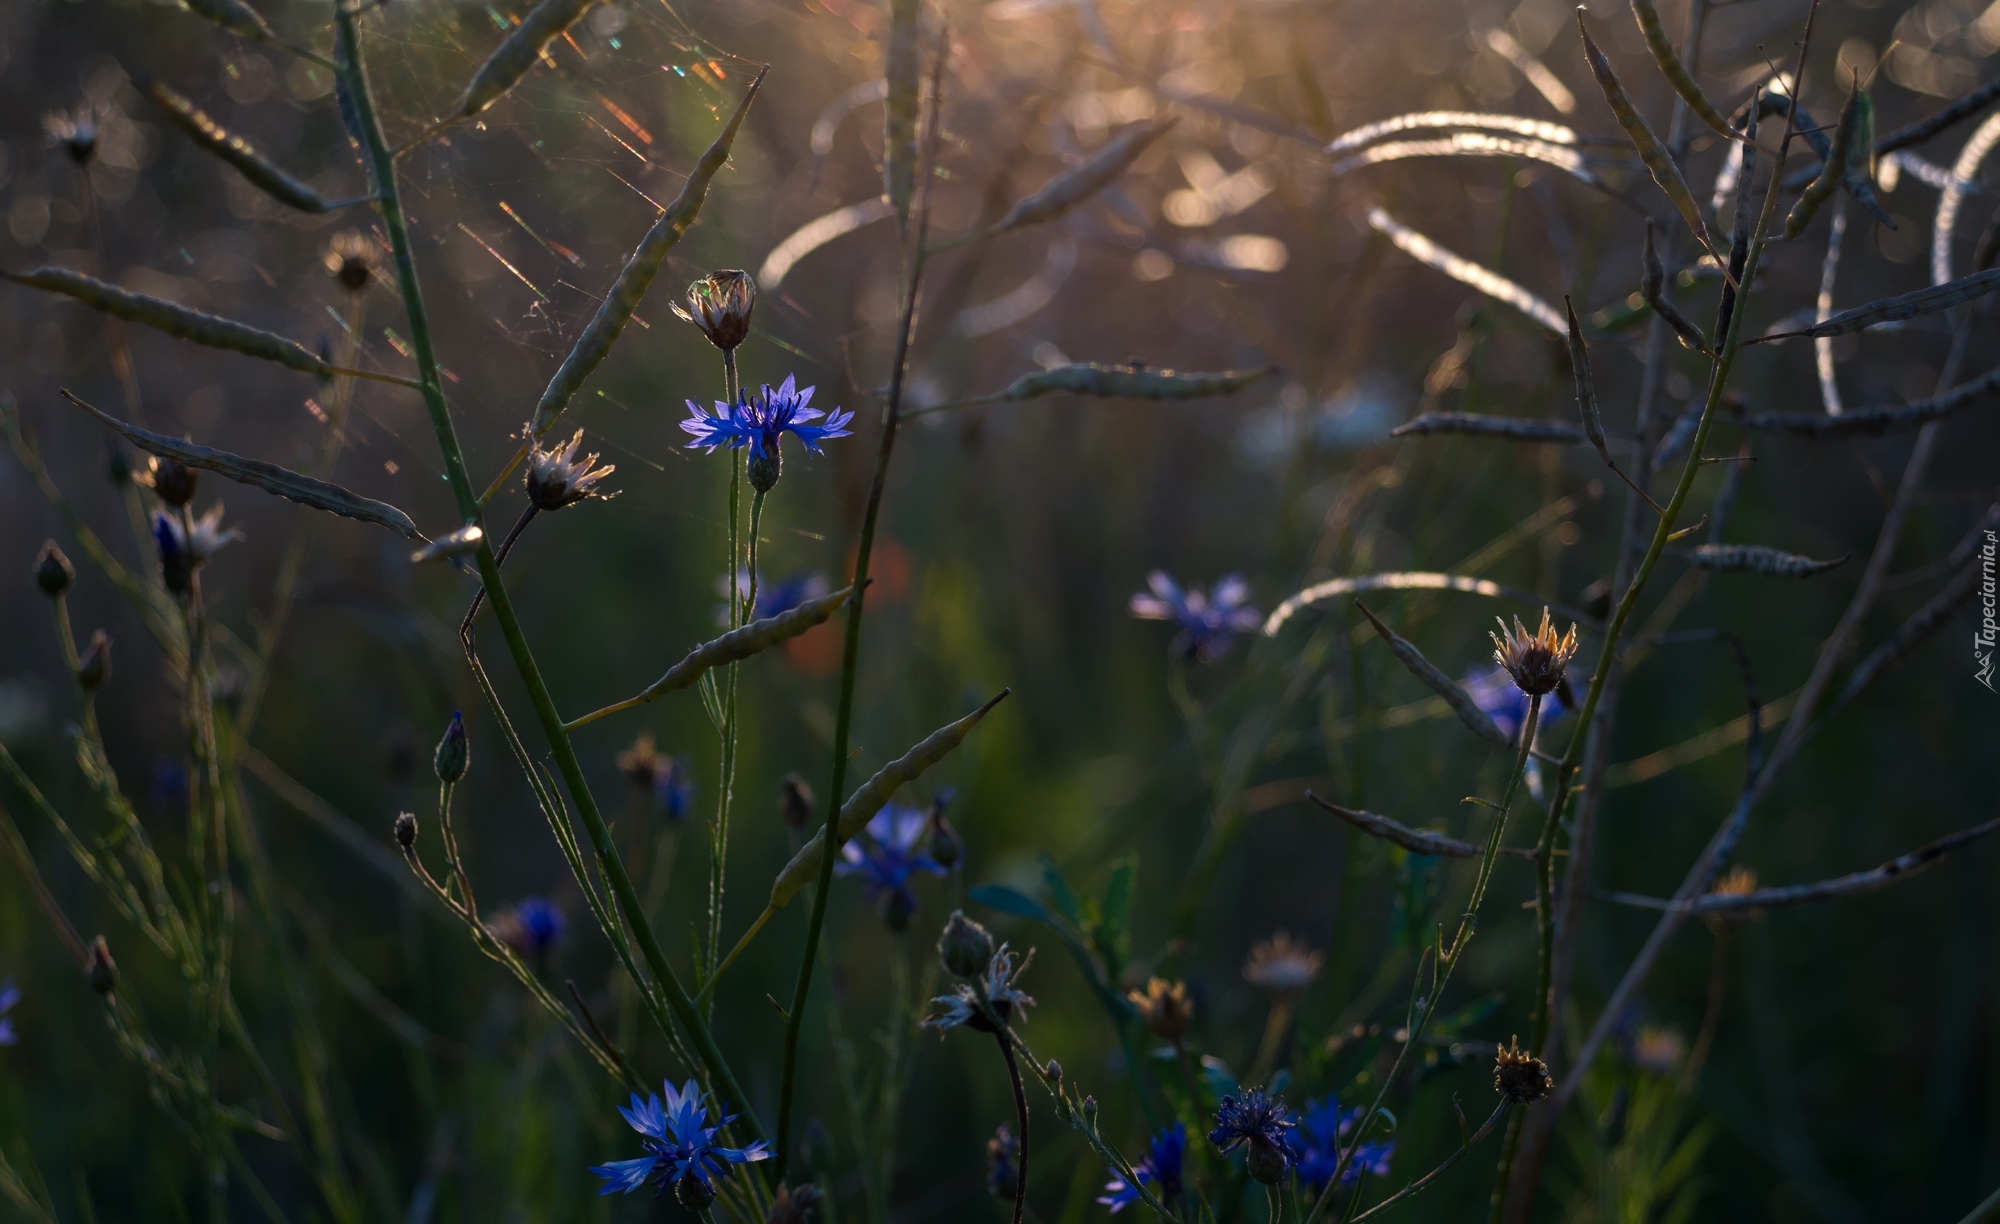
[1325,111,1579,155]
[1566,296,1616,473]
[769,691,1010,911]
[1853,84,1877,184]
[1786,78,1862,240]
[76,630,112,692]
[1640,219,1709,354]
[450,0,600,121]
[394,811,418,849]
[1390,413,1587,443]
[1752,266,2000,342]
[1353,600,1516,751]
[993,119,1176,234]
[1628,0,1739,145]
[532,68,767,436]
[86,936,119,995]
[947,361,1274,413]
[1308,793,1481,858]
[434,711,469,784]
[5,268,329,377]
[1577,9,1721,268]
[35,541,74,597]
[883,0,920,223]
[1368,205,1568,333]
[1686,544,1848,577]
[139,79,331,213]
[179,0,278,43]
[410,524,485,564]
[1746,365,2000,437]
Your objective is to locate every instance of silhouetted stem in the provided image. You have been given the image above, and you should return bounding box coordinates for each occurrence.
[999,1030,1031,1224]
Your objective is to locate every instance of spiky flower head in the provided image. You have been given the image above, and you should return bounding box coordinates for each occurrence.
[1209,1088,1303,1185]
[1490,607,1579,697]
[1494,1035,1552,1104]
[837,804,946,931]
[1243,931,1323,1000]
[323,230,380,292]
[35,541,74,597]
[525,428,616,511]
[589,1079,770,1206]
[152,505,242,593]
[1127,977,1194,1043]
[1099,1124,1186,1212]
[1129,571,1261,663]
[926,944,1035,1035]
[43,103,101,164]
[681,375,854,492]
[674,269,756,352]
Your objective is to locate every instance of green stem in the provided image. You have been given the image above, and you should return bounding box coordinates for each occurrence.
[333,2,761,1144]
[710,349,743,982]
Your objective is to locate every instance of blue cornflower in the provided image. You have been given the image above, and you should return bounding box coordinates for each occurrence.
[715,569,832,626]
[1209,1088,1303,1185]
[151,504,242,593]
[1129,571,1262,663]
[682,375,853,468]
[496,897,565,960]
[1464,665,1572,742]
[589,1079,770,1209]
[836,804,946,931]
[1099,1124,1186,1212]
[654,755,696,822]
[0,979,19,1046]
[1294,1098,1394,1189]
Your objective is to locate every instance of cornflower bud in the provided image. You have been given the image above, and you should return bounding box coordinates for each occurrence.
[937,910,995,979]
[926,789,962,869]
[434,711,468,784]
[35,541,74,597]
[144,456,200,508]
[86,936,119,995]
[747,445,782,495]
[394,811,418,849]
[76,630,112,692]
[676,1173,718,1213]
[675,269,756,352]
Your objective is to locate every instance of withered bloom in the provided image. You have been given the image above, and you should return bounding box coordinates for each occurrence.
[324,230,380,293]
[1494,1036,1552,1104]
[1243,932,1323,1001]
[1128,977,1194,1043]
[674,270,756,352]
[525,428,616,511]
[1490,607,1580,697]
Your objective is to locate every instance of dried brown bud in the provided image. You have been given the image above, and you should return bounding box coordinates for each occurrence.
[142,456,200,508]
[674,269,756,352]
[35,541,74,597]
[525,428,616,511]
[76,630,112,692]
[1494,1035,1552,1104]
[86,935,119,995]
[1127,976,1195,1043]
[1490,607,1579,697]
[393,811,418,849]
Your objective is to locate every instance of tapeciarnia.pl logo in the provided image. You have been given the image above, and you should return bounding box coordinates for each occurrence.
[1978,529,1997,692]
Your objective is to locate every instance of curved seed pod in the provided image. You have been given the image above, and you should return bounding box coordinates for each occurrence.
[451,0,599,120]
[1263,572,1601,638]
[1786,79,1862,239]
[1641,219,1710,354]
[1353,600,1515,752]
[883,0,920,223]
[3,267,328,376]
[1308,794,1483,858]
[1832,558,1986,713]
[1876,74,2000,155]
[180,0,278,42]
[1686,544,1848,577]
[1746,365,2000,436]
[994,119,1176,233]
[140,79,329,213]
[1330,133,1596,186]
[1325,111,1578,154]
[988,361,1273,404]
[1368,205,1566,333]
[1391,413,1587,442]
[532,67,766,435]
[1628,0,1739,145]
[1577,9,1721,267]
[1762,93,1894,229]
[1566,296,1615,471]
[61,391,419,539]
[1752,267,2000,342]
[769,690,1011,910]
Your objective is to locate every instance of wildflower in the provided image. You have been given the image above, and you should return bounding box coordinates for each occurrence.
[937,910,995,979]
[410,523,484,564]
[1099,1124,1186,1212]
[35,541,74,597]
[837,804,946,931]
[76,630,112,692]
[1209,1088,1302,1185]
[1490,607,1579,697]
[1494,1036,1552,1104]
[589,1079,770,1210]
[0,979,18,1045]
[323,230,379,292]
[152,505,241,593]
[617,730,665,790]
[43,103,100,164]
[1464,665,1573,742]
[927,944,1035,1034]
[493,896,565,960]
[1243,931,1323,1001]
[766,1182,823,1224]
[394,811,418,849]
[434,710,468,784]
[525,428,616,511]
[86,937,118,996]
[681,375,854,492]
[1128,571,1261,663]
[778,772,815,832]
[1632,1026,1687,1076]
[717,569,834,626]
[141,456,200,507]
[1705,864,1762,927]
[1294,1100,1394,1189]
[986,1124,1020,1199]
[1127,977,1194,1043]
[674,269,756,352]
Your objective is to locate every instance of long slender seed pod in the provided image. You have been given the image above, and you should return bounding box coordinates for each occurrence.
[992,119,1176,233]
[1391,413,1587,442]
[139,79,331,214]
[179,0,278,43]
[1853,84,1877,183]
[1368,205,1568,332]
[1745,365,2000,435]
[3,267,329,376]
[1786,78,1862,239]
[883,0,921,224]
[1874,73,2000,155]
[1751,267,2000,341]
[1762,92,1894,228]
[1352,601,1516,752]
[1263,572,1602,638]
[913,362,1274,417]
[1307,794,1485,858]
[1641,219,1710,353]
[1628,0,1739,144]
[61,391,420,539]
[1324,111,1578,154]
[1685,544,1848,577]
[1577,9,1722,267]
[531,67,766,435]
[767,691,1010,909]
[1330,134,1596,186]
[450,0,599,120]
[1566,296,1616,471]
[1829,560,1986,714]
[1715,102,1759,341]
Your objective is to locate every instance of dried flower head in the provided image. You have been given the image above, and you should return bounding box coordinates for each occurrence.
[35,541,74,598]
[1632,1026,1687,1076]
[1127,977,1194,1043]
[1243,931,1323,999]
[1490,607,1580,696]
[674,269,757,352]
[618,730,665,790]
[141,456,201,508]
[324,231,380,292]
[1704,863,1762,926]
[525,428,616,511]
[43,103,102,164]
[926,944,1035,1034]
[1494,1035,1552,1104]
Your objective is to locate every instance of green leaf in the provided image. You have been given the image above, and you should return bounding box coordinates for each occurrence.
[1040,856,1086,927]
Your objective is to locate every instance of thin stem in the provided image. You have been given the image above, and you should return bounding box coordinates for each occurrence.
[998,1029,1031,1224]
[708,347,744,984]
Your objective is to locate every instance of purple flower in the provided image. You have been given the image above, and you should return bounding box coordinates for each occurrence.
[494,897,565,959]
[836,804,946,930]
[1463,665,1572,742]
[1295,1098,1394,1189]
[653,755,696,822]
[1209,1088,1303,1183]
[716,569,833,626]
[1099,1124,1186,1212]
[589,1079,770,1205]
[681,375,854,459]
[1129,571,1261,662]
[0,979,19,1046]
